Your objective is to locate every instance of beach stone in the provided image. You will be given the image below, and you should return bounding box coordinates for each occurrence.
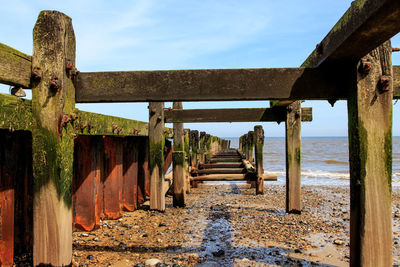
[212,249,225,257]
[145,259,162,267]
[334,239,344,245]
[188,253,199,263]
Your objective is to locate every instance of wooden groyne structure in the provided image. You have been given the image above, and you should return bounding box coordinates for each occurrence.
[1,1,400,265]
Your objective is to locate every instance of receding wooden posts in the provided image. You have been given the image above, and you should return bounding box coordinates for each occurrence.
[31,11,75,266]
[172,102,185,207]
[204,134,211,163]
[254,126,264,195]
[347,41,393,266]
[183,129,191,193]
[148,102,165,211]
[122,137,139,212]
[285,101,301,214]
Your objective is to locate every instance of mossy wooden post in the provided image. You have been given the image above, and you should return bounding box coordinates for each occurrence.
[248,131,254,162]
[199,131,206,165]
[204,134,211,163]
[347,41,392,266]
[149,102,165,211]
[285,101,301,214]
[254,126,264,195]
[172,102,185,207]
[184,129,191,193]
[190,130,199,188]
[31,11,75,266]
[248,131,256,188]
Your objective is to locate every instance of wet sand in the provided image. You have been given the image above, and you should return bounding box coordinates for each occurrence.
[72,184,400,266]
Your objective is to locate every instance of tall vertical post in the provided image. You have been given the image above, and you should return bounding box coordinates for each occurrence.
[199,131,206,165]
[31,11,75,266]
[184,129,191,193]
[149,102,165,211]
[254,126,264,195]
[190,130,199,188]
[248,131,256,188]
[172,102,185,207]
[248,131,254,162]
[285,101,301,214]
[347,41,392,266]
[204,134,211,163]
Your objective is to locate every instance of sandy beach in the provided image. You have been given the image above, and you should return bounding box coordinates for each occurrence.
[71,183,400,266]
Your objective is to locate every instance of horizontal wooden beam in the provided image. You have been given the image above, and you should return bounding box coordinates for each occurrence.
[0,43,32,88]
[164,107,312,123]
[393,65,400,98]
[0,93,34,131]
[75,67,348,102]
[273,0,400,107]
[303,0,400,68]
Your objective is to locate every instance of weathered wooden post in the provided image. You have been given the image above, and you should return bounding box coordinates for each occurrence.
[248,131,254,162]
[239,135,243,153]
[199,131,206,165]
[184,129,191,193]
[204,134,211,163]
[254,126,264,195]
[148,102,165,211]
[190,130,199,187]
[123,137,138,212]
[285,101,301,214]
[348,41,393,266]
[31,11,75,266]
[247,131,256,188]
[172,102,185,207]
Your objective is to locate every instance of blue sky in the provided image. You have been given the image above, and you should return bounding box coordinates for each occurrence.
[1,0,400,137]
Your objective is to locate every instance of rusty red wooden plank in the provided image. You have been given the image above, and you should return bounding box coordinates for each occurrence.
[13,132,33,259]
[103,137,123,219]
[122,137,139,212]
[138,137,149,204]
[73,136,97,231]
[0,131,15,266]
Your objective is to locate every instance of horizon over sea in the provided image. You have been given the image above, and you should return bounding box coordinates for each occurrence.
[225,136,400,187]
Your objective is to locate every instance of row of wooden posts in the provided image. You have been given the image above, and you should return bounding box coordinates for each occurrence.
[1,2,400,265]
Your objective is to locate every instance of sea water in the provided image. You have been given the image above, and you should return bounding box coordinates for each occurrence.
[227,136,400,187]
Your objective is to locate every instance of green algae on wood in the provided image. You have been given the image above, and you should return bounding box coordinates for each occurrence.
[0,42,32,88]
[148,102,165,211]
[347,40,393,266]
[0,93,35,131]
[254,125,264,195]
[74,109,149,136]
[285,101,301,214]
[31,10,75,266]
[172,102,185,207]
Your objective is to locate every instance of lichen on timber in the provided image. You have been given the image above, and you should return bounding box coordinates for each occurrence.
[149,139,165,178]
